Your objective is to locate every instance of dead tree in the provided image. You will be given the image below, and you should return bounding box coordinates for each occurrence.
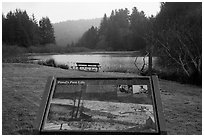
[134,52,149,74]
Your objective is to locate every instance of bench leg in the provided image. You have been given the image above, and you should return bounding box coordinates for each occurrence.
[60,123,63,130]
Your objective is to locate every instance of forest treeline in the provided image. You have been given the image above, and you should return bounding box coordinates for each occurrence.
[76,7,147,51]
[76,2,202,84]
[2,9,55,47]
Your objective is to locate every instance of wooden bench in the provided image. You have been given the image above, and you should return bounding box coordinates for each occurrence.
[76,62,100,72]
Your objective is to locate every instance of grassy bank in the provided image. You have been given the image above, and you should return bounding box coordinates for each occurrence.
[2,63,202,134]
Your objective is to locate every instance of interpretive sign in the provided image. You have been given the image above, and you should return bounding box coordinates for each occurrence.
[36,76,166,134]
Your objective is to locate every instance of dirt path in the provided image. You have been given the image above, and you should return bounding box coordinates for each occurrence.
[2,63,202,134]
[159,80,202,134]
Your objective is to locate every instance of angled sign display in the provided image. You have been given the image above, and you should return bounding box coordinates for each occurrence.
[36,76,166,134]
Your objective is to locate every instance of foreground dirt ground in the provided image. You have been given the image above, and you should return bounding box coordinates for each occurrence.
[2,63,202,134]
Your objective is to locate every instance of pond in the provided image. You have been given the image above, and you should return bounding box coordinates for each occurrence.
[31,51,157,74]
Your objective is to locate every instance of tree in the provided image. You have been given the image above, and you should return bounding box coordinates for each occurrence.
[2,9,45,47]
[2,14,7,43]
[78,26,98,48]
[4,11,17,45]
[98,14,109,36]
[39,17,55,44]
[129,7,148,50]
[96,14,110,50]
[105,8,130,50]
[2,9,32,47]
[15,10,32,47]
[31,14,41,45]
[151,2,202,83]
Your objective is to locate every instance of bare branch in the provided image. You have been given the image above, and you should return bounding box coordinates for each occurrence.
[134,52,149,73]
[156,39,181,65]
[178,54,190,77]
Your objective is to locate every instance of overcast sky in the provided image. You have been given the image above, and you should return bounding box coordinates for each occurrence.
[2,2,161,23]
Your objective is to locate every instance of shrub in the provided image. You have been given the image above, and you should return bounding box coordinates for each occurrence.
[57,64,69,69]
[2,44,27,58]
[37,59,70,70]
[44,58,56,67]
[2,44,29,63]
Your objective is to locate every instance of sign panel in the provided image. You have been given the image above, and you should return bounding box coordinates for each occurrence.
[36,76,166,134]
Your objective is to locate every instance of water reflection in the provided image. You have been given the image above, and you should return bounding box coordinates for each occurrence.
[33,53,157,73]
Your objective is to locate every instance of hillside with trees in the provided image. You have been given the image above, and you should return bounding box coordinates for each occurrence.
[53,18,101,46]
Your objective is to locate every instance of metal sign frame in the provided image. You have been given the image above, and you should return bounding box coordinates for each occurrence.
[35,75,166,135]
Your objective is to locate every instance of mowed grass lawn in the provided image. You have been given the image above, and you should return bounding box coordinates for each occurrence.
[2,63,202,134]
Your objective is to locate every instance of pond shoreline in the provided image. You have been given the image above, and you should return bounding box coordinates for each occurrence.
[29,51,155,74]
[26,50,142,56]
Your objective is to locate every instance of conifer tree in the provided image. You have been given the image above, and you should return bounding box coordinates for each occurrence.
[39,17,55,44]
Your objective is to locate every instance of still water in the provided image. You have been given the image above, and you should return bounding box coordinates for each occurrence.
[32,52,157,73]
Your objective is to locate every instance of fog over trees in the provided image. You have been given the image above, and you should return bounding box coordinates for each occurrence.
[76,8,148,51]
[53,18,101,46]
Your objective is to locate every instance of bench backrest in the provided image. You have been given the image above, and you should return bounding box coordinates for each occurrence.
[76,62,100,66]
